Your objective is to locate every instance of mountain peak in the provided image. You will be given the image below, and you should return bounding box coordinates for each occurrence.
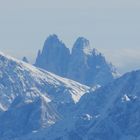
[43,34,62,49]
[35,35,119,87]
[72,37,100,56]
[35,35,70,77]
[48,34,58,39]
[22,56,29,63]
[73,37,90,51]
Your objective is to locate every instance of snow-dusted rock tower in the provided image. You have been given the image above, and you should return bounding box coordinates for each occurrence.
[35,35,118,86]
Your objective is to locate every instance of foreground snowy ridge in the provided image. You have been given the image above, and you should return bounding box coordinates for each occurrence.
[0,51,90,139]
[0,51,89,106]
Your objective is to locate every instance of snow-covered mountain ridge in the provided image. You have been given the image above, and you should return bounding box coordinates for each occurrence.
[0,51,90,139]
[0,51,89,109]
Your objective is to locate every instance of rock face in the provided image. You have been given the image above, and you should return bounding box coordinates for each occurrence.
[67,37,118,86]
[22,57,29,63]
[38,70,140,140]
[0,95,59,139]
[35,35,70,77]
[35,35,119,87]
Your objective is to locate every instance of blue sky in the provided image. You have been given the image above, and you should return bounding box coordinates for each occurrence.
[0,0,140,73]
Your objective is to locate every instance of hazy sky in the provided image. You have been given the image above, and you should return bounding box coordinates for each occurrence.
[0,0,140,73]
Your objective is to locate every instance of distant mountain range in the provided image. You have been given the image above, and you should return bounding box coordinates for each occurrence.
[0,35,139,140]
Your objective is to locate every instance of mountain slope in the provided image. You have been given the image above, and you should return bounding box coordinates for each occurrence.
[0,95,59,140]
[23,70,140,140]
[35,35,119,87]
[0,51,89,110]
[64,70,140,140]
[0,51,89,140]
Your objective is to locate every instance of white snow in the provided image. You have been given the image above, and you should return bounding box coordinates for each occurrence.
[81,114,93,121]
[122,94,131,102]
[0,103,6,111]
[0,51,89,109]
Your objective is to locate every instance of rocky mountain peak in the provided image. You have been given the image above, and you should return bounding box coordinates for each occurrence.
[22,56,29,63]
[73,37,90,50]
[35,35,119,87]
[35,35,70,77]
